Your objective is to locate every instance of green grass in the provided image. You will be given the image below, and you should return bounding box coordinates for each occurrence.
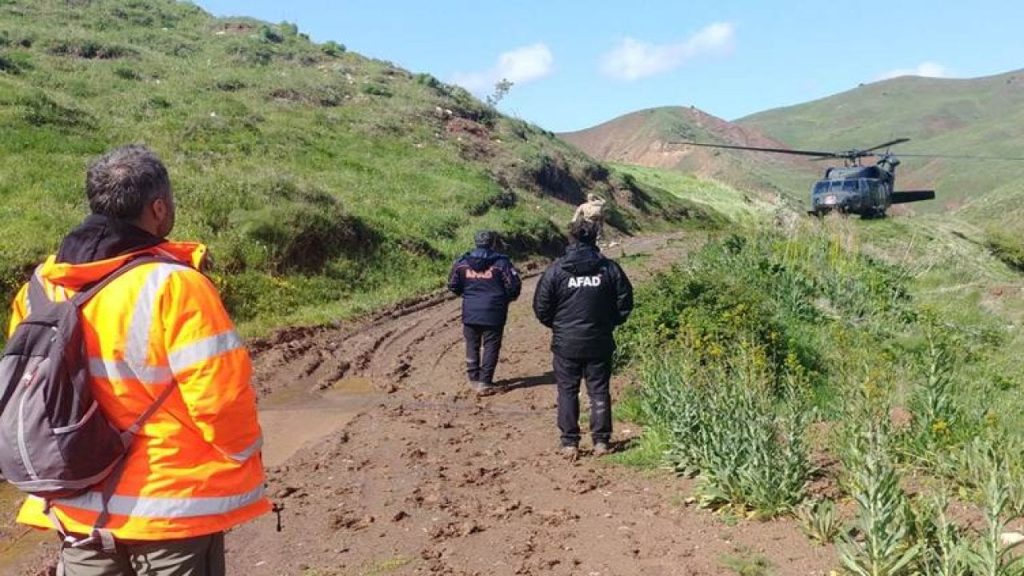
[720,548,774,576]
[0,0,703,338]
[611,163,773,223]
[614,214,1024,526]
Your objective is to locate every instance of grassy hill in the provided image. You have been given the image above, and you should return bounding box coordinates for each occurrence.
[0,0,703,335]
[558,106,820,208]
[737,70,1024,211]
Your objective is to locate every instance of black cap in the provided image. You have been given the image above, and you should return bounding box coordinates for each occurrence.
[474,230,497,248]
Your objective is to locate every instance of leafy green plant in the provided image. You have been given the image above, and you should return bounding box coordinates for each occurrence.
[838,426,922,576]
[638,349,812,518]
[963,444,1024,576]
[797,499,844,545]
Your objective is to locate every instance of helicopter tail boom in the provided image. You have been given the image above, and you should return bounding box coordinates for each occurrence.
[890,190,936,204]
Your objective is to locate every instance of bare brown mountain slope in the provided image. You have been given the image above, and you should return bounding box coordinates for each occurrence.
[558,107,819,204]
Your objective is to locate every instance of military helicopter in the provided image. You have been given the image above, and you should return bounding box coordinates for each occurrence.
[679,138,935,218]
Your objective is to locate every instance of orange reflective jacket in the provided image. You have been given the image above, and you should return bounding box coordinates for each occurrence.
[7,242,270,540]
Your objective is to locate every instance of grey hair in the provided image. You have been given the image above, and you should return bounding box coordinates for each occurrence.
[86,145,170,220]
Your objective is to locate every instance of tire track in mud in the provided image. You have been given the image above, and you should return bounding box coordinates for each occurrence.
[227,232,830,575]
[3,232,836,575]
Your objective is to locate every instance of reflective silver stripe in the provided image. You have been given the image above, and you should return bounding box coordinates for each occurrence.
[168,331,243,374]
[48,484,265,519]
[125,263,190,382]
[227,435,263,463]
[88,358,172,385]
[52,401,99,434]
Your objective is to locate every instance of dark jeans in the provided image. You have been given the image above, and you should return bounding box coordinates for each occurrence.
[463,323,504,385]
[553,353,612,447]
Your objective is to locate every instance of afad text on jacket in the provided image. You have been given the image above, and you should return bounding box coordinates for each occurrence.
[447,247,522,326]
[532,243,633,359]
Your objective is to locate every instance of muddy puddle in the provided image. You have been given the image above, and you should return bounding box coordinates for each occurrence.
[259,376,381,466]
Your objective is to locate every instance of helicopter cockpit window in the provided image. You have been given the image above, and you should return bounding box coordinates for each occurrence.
[814,182,829,194]
[842,180,858,192]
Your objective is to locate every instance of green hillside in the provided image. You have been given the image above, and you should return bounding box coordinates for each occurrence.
[737,71,1024,210]
[0,0,698,334]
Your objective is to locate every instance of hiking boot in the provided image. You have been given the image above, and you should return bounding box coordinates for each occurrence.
[560,445,579,462]
[592,442,610,457]
[470,380,496,395]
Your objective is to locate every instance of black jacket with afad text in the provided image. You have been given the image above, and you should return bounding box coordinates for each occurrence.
[448,247,522,326]
[532,243,633,358]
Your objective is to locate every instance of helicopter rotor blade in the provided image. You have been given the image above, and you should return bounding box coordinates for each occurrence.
[670,141,842,158]
[860,138,911,154]
[893,153,1024,161]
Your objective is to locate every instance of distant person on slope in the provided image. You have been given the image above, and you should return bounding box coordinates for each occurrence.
[571,193,607,240]
[447,230,522,396]
[5,145,269,574]
[533,219,633,461]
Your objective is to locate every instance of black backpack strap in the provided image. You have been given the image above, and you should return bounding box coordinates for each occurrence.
[70,255,181,308]
[26,267,50,315]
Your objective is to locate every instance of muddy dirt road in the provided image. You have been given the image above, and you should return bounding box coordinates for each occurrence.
[229,233,835,576]
[4,234,836,575]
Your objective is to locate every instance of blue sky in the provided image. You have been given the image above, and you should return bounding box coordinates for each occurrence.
[196,1,1024,132]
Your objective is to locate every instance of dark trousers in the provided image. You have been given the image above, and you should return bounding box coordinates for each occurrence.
[553,353,613,447]
[58,532,225,575]
[463,324,504,385]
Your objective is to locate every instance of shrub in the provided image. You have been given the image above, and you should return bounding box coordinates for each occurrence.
[219,180,378,275]
[637,351,813,517]
[0,51,32,74]
[321,40,345,56]
[48,39,135,59]
[19,92,94,128]
[257,24,284,44]
[414,72,440,90]
[361,83,392,98]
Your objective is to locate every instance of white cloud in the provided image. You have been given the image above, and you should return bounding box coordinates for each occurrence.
[876,61,951,81]
[601,22,736,81]
[452,43,554,94]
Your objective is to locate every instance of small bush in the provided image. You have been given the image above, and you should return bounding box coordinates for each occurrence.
[361,83,392,98]
[19,92,94,128]
[257,24,285,44]
[48,39,135,59]
[638,352,813,517]
[0,51,31,74]
[214,78,246,92]
[321,40,345,56]
[225,39,273,66]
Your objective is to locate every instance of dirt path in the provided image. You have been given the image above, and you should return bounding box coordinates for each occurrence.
[228,233,837,576]
[1,233,836,575]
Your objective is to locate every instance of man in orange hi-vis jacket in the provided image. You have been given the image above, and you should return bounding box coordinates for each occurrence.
[7,145,269,575]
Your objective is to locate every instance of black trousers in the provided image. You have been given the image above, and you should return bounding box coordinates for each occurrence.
[463,324,504,385]
[553,353,613,447]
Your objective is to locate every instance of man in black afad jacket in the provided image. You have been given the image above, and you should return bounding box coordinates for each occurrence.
[448,230,522,395]
[533,220,633,460]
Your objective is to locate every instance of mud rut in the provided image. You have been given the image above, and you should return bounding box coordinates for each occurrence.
[3,234,835,576]
[227,233,835,576]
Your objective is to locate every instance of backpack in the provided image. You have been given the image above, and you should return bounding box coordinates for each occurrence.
[0,256,176,549]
